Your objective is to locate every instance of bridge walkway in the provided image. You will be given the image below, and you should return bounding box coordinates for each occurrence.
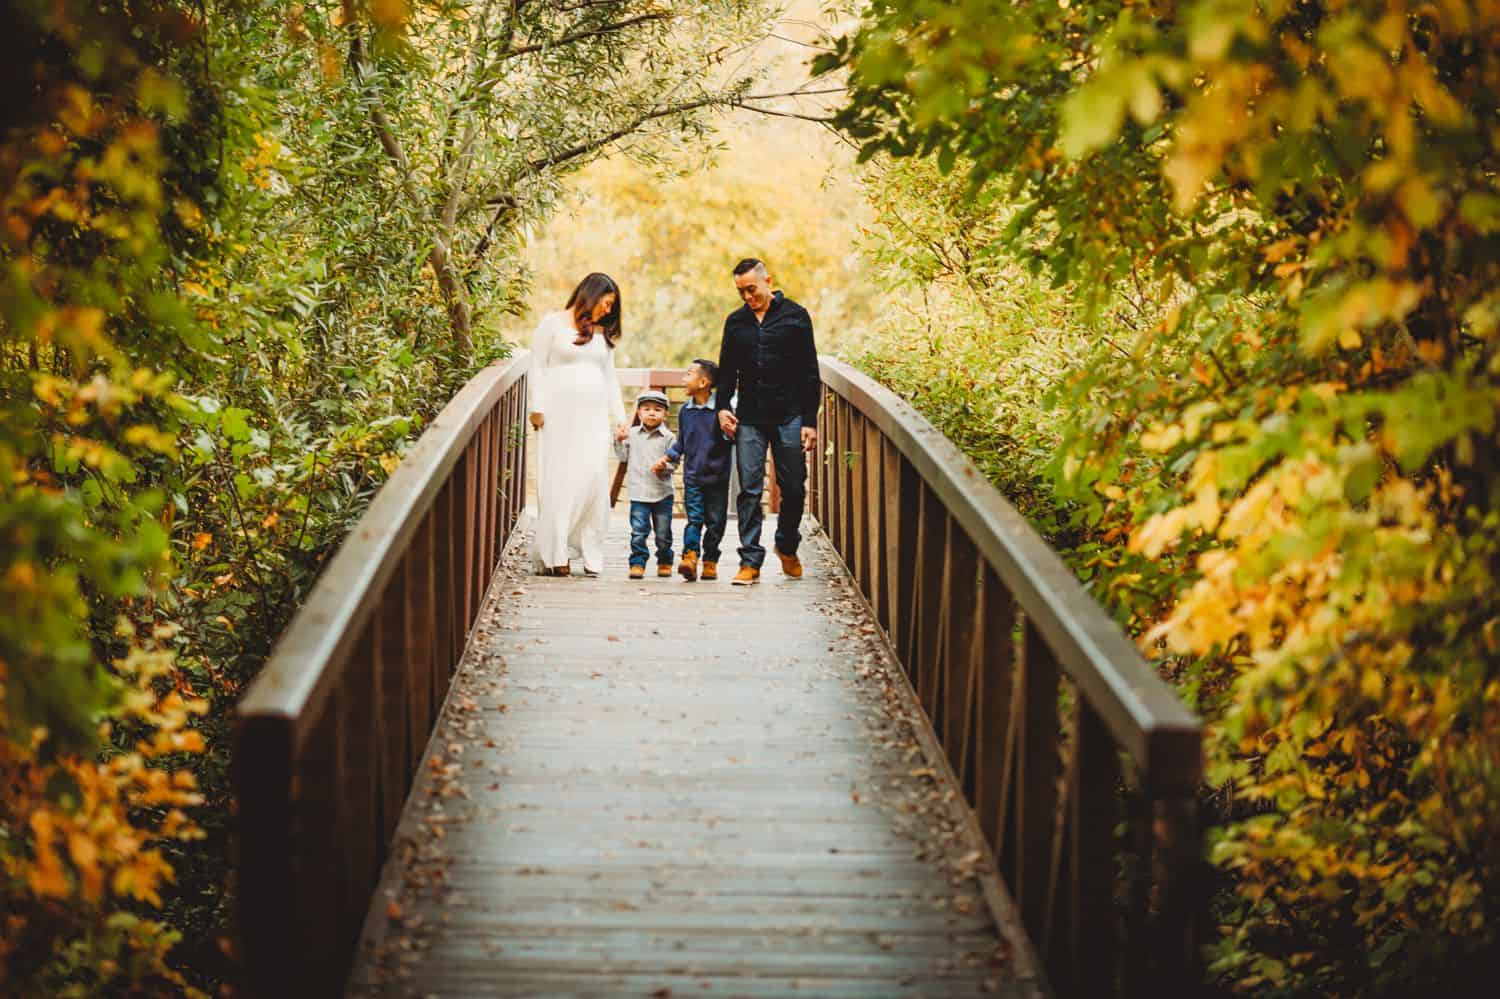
[347,513,1039,997]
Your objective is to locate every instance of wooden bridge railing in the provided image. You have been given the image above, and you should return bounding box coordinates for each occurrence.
[814,358,1204,998]
[235,351,530,997]
[234,349,1202,997]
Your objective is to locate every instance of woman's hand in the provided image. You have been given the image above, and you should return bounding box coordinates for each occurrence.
[530,412,545,431]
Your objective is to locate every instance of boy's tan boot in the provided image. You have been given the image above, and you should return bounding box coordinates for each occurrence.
[678,551,699,581]
[700,561,718,581]
[775,549,803,579]
[629,565,645,580]
[731,566,760,586]
[657,563,673,578]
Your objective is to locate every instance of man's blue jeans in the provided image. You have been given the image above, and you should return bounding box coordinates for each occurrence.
[628,496,673,567]
[734,417,806,569]
[683,479,730,563]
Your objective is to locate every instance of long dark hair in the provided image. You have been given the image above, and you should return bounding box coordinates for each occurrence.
[565,272,622,348]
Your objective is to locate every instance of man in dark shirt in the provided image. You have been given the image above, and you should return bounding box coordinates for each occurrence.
[716,258,820,585]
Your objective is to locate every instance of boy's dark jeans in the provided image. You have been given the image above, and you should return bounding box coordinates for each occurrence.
[734,416,806,569]
[683,479,730,563]
[628,496,674,567]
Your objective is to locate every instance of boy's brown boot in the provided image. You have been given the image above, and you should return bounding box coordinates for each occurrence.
[678,551,699,581]
[775,548,803,579]
[657,563,673,578]
[731,566,760,586]
[629,565,645,580]
[700,561,718,581]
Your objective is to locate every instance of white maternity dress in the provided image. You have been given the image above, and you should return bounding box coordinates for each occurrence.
[528,310,626,574]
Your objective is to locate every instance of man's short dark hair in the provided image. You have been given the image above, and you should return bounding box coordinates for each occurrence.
[691,358,719,386]
[732,258,765,277]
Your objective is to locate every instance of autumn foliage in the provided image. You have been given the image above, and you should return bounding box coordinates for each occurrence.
[829,0,1500,993]
[1,4,211,993]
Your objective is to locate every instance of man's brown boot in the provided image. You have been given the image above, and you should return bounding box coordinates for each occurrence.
[657,563,673,578]
[629,565,645,580]
[775,548,803,579]
[731,566,760,586]
[678,551,699,581]
[700,561,718,581]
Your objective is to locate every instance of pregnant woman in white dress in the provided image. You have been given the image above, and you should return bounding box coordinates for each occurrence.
[528,273,628,576]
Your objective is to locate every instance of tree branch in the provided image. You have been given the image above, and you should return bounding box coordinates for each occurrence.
[524,95,724,173]
[730,105,837,124]
[463,79,847,273]
[466,195,520,279]
[475,11,673,90]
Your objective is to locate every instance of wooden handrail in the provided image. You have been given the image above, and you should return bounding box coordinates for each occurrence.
[814,357,1204,997]
[235,351,531,997]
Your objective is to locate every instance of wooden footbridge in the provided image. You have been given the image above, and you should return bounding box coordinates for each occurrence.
[235,354,1203,998]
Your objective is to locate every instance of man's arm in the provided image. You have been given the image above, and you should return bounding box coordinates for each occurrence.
[715,319,738,417]
[797,308,821,430]
[715,318,740,437]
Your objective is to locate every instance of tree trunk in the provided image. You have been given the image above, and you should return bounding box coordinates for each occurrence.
[429,238,472,355]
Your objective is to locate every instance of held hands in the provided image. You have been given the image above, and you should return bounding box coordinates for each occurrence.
[651,457,672,478]
[801,426,818,452]
[529,412,545,431]
[718,410,739,438]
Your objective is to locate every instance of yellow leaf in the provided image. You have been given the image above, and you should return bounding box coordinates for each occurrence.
[1140,423,1183,452]
[68,832,104,901]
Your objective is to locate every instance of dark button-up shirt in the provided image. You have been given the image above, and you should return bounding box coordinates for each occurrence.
[715,291,820,429]
[666,392,733,485]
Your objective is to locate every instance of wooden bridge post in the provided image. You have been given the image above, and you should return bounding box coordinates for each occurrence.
[235,715,294,997]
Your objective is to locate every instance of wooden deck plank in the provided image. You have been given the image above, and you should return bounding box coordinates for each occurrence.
[348,514,1041,998]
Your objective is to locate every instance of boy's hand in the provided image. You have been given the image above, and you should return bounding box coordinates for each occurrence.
[651,457,671,477]
[614,424,629,442]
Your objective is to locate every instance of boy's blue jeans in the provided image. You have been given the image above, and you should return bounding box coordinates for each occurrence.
[734,417,807,569]
[628,496,674,567]
[682,479,730,563]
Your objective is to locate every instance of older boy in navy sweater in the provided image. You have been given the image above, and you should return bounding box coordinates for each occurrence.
[654,359,733,581]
